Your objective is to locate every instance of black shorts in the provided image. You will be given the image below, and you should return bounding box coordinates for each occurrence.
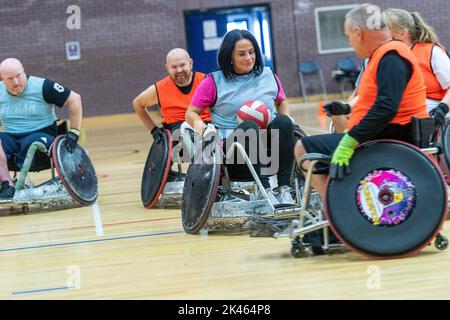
[301,133,344,157]
[301,123,413,174]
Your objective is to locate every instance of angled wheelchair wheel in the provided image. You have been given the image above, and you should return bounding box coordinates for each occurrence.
[141,129,172,208]
[325,140,448,259]
[181,144,221,234]
[52,135,98,206]
[439,121,450,183]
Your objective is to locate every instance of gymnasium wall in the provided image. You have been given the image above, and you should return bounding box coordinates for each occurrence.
[0,0,449,117]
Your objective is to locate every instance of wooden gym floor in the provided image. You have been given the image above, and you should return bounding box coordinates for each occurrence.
[1,102,449,300]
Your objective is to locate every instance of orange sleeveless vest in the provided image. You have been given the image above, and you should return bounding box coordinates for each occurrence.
[155,72,211,124]
[348,40,428,129]
[411,42,448,101]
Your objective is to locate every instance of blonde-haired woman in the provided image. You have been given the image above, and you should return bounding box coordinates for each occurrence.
[384,8,450,127]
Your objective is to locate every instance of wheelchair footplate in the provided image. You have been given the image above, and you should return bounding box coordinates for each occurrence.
[14,178,78,210]
[153,179,185,208]
[207,196,302,232]
[0,177,78,213]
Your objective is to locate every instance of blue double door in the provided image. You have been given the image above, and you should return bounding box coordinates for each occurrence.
[184,4,275,74]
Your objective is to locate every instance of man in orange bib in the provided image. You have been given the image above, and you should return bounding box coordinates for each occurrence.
[133,48,211,137]
[133,48,211,181]
[294,4,429,199]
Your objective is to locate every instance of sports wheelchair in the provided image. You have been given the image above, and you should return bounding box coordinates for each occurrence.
[140,122,210,209]
[268,117,449,259]
[140,127,186,208]
[2,121,98,212]
[180,123,313,234]
[139,121,285,210]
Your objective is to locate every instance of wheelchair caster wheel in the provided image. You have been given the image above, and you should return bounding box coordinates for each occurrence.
[291,245,307,258]
[435,234,449,251]
[291,237,307,258]
[22,204,29,214]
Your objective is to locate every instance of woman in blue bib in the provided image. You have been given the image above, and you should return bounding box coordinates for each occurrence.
[186,29,296,205]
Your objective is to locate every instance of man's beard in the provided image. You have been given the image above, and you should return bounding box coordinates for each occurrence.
[172,72,191,87]
[11,86,24,95]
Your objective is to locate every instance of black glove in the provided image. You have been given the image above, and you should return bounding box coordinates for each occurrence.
[429,102,449,129]
[151,127,164,140]
[323,101,351,116]
[65,129,80,153]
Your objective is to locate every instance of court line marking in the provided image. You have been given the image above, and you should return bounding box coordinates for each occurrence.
[2,226,181,252]
[0,216,179,238]
[91,201,103,236]
[0,230,184,253]
[11,286,75,295]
